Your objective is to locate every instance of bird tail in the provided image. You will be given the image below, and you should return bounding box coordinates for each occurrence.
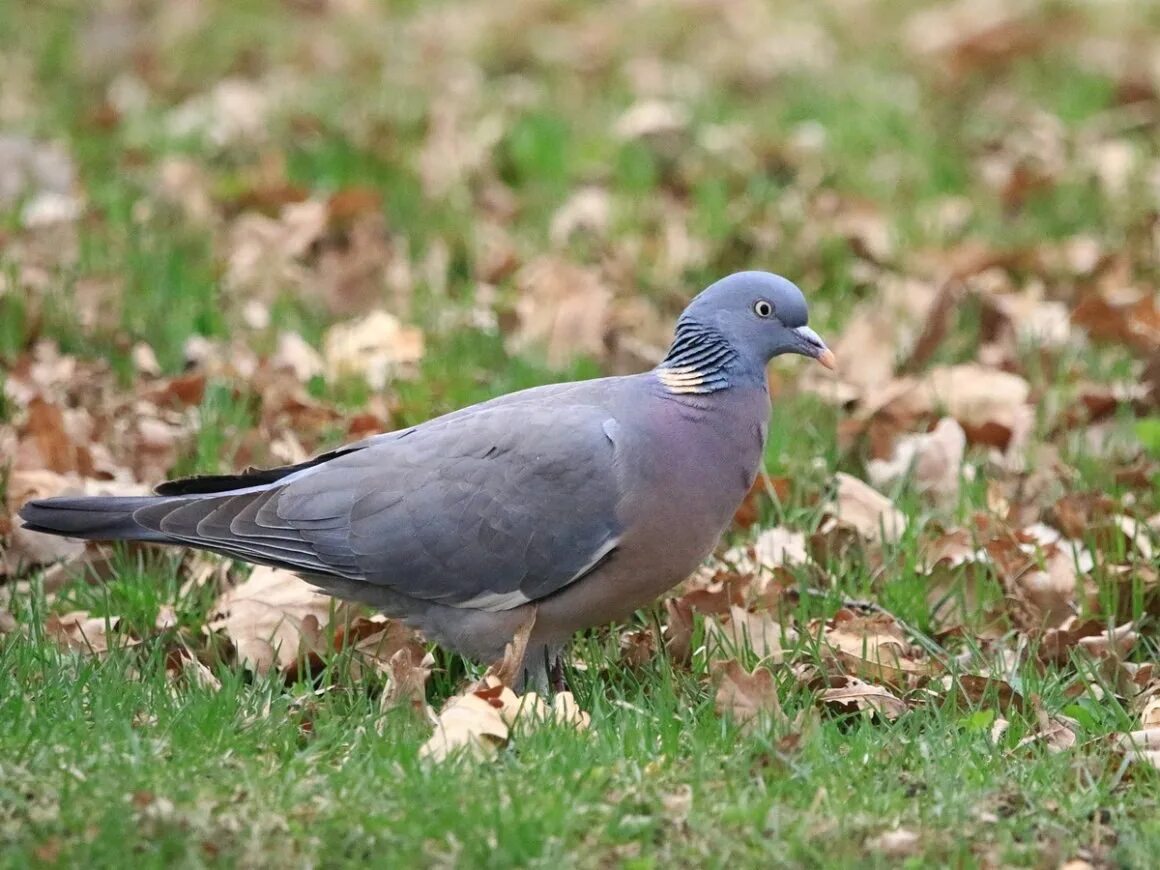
[18,495,178,543]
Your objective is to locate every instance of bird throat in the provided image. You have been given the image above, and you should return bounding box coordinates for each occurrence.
[655,320,738,395]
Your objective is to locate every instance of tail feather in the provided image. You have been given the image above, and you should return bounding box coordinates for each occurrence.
[18,496,177,543]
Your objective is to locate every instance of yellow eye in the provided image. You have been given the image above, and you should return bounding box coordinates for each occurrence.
[754,300,774,318]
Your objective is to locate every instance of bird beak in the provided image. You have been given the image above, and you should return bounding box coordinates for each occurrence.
[793,325,836,370]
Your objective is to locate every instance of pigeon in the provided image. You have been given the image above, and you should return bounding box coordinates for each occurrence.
[20,271,833,684]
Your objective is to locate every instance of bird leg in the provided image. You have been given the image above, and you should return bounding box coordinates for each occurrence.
[520,643,568,694]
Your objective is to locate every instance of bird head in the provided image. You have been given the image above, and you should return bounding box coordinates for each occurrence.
[678,271,835,371]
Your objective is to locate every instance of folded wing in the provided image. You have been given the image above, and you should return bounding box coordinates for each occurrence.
[133,403,624,611]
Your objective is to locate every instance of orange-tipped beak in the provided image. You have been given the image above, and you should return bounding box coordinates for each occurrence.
[816,347,837,370]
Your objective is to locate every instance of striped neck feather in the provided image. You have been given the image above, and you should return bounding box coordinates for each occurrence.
[656,320,737,395]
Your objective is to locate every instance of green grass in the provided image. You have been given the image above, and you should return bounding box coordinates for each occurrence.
[5,605,1159,869]
[2,0,1159,866]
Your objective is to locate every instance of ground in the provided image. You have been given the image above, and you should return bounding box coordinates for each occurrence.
[1,0,1159,867]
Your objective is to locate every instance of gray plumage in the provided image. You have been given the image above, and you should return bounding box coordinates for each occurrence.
[21,271,833,680]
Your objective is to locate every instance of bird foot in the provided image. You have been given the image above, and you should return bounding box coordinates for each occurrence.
[520,643,568,694]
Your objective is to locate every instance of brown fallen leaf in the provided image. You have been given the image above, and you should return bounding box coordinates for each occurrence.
[619,627,656,670]
[820,676,908,720]
[947,673,1026,714]
[482,608,537,689]
[419,689,510,763]
[750,526,809,569]
[872,364,1033,453]
[1114,728,1160,752]
[1139,696,1160,729]
[866,417,966,505]
[865,827,920,858]
[45,610,136,655]
[322,310,424,389]
[663,596,694,666]
[904,0,1066,81]
[507,257,611,368]
[164,647,223,693]
[549,186,611,248]
[271,332,325,382]
[1013,699,1078,753]
[206,566,347,676]
[1071,287,1160,356]
[705,605,797,663]
[820,610,934,685]
[5,469,86,569]
[334,614,429,682]
[712,659,785,730]
[380,646,435,715]
[819,473,907,545]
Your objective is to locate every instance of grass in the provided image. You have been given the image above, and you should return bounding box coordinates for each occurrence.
[2,0,1159,866]
[5,605,1159,869]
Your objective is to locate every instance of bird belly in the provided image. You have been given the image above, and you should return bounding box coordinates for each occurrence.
[534,391,768,644]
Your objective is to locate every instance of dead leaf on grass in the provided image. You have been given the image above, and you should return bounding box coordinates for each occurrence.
[819,609,935,685]
[819,473,906,545]
[865,827,920,858]
[663,596,694,666]
[482,608,537,689]
[419,688,510,763]
[206,566,347,676]
[712,659,785,729]
[820,676,908,720]
[45,610,136,655]
[507,257,611,368]
[705,605,797,663]
[6,469,86,569]
[322,310,425,389]
[380,646,435,715]
[866,417,967,504]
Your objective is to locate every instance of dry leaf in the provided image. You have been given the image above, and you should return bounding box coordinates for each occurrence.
[619,627,656,669]
[380,646,435,715]
[876,364,1033,453]
[613,99,689,143]
[272,332,325,382]
[821,610,932,684]
[206,566,345,675]
[419,690,510,763]
[1014,700,1078,753]
[45,610,134,655]
[508,257,611,368]
[550,187,611,247]
[166,78,272,147]
[322,310,424,389]
[820,676,908,720]
[706,606,797,663]
[551,692,591,730]
[483,608,537,689]
[752,526,809,568]
[663,596,694,666]
[1139,696,1160,729]
[6,469,87,569]
[712,659,785,729]
[904,0,1060,80]
[866,828,920,858]
[866,417,966,505]
[820,473,906,545]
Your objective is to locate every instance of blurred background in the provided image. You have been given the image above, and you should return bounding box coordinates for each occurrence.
[1,0,1157,476]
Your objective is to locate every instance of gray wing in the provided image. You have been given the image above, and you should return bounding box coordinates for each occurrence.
[136,402,625,611]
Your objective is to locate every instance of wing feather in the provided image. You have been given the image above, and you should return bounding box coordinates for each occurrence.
[132,400,625,611]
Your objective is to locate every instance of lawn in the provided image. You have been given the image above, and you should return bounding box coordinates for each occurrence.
[2,0,1159,866]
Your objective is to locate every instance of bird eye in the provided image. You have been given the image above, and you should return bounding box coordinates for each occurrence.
[753,300,774,318]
